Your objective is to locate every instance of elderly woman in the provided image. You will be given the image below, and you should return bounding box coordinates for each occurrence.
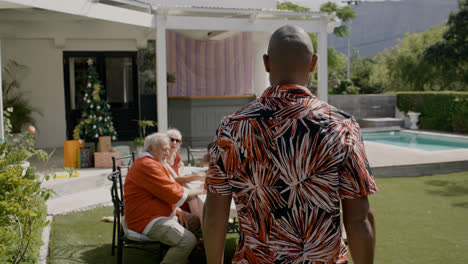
[166,128,205,183]
[164,129,205,225]
[167,128,184,175]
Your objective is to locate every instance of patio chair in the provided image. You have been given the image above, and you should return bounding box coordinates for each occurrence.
[110,153,135,256]
[185,146,207,166]
[108,156,164,263]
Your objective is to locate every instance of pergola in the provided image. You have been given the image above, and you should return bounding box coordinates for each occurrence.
[0,0,338,138]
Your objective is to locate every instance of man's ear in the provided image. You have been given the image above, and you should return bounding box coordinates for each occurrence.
[263,54,270,73]
[310,54,318,73]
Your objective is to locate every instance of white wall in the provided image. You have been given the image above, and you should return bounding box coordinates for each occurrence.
[150,0,276,9]
[2,39,65,148]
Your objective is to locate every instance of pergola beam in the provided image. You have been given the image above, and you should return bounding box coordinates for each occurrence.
[164,15,322,33]
[0,0,154,27]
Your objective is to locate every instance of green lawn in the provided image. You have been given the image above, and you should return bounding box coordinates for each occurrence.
[48,171,468,264]
[368,171,468,264]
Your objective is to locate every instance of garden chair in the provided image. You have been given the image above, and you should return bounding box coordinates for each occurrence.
[109,155,164,264]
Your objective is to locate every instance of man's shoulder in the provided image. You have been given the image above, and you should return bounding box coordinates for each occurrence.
[131,156,165,173]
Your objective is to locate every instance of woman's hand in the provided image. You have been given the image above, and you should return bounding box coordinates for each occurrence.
[176,207,190,229]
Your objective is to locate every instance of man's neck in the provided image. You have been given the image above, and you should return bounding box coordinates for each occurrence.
[269,78,308,87]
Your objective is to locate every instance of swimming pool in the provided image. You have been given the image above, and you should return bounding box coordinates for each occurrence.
[362,130,468,151]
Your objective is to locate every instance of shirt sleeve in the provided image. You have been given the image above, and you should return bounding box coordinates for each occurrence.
[205,120,232,195]
[338,118,378,200]
[138,160,188,206]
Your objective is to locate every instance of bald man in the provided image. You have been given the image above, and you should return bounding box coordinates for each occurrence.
[203,25,378,264]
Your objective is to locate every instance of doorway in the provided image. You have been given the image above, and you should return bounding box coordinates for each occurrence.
[63,51,139,141]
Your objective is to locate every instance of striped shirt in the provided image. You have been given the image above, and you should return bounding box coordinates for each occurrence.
[206,84,378,264]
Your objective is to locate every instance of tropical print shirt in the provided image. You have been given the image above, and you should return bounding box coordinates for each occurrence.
[206,84,378,264]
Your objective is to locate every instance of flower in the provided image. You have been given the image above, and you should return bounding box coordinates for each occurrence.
[28,125,36,134]
[6,107,13,113]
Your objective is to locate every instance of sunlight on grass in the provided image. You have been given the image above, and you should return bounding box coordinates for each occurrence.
[368,172,468,264]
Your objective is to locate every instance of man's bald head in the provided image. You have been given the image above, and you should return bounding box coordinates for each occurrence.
[263,25,317,86]
[267,25,315,72]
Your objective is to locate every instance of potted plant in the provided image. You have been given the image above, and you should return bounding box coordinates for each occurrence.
[134,120,157,156]
[407,111,421,130]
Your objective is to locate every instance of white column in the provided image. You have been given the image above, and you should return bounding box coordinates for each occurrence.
[317,17,328,103]
[156,15,168,132]
[0,40,4,141]
[252,32,270,97]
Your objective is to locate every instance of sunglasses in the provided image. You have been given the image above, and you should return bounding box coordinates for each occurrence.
[169,137,182,144]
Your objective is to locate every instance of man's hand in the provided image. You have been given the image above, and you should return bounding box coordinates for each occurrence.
[342,196,376,264]
[203,192,232,264]
[176,207,190,229]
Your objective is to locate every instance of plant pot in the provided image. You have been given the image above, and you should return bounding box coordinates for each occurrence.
[408,112,421,130]
[135,146,144,158]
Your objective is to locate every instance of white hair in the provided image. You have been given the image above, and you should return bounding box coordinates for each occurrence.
[167,128,182,139]
[144,132,169,151]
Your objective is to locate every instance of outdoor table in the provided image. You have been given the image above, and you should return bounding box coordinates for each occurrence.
[183,166,237,218]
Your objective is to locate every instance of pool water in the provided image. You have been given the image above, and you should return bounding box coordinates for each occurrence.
[362,131,468,151]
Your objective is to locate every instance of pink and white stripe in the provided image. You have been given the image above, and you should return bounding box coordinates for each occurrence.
[166,31,254,97]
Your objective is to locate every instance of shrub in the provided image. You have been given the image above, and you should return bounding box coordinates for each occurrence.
[0,132,52,264]
[396,92,468,133]
[330,79,360,95]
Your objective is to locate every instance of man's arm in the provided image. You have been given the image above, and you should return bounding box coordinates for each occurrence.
[165,163,205,184]
[342,196,376,264]
[203,192,232,264]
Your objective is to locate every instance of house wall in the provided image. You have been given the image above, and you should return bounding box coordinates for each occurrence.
[2,39,66,148]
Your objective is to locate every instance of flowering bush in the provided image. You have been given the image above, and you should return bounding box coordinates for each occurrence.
[0,131,52,263]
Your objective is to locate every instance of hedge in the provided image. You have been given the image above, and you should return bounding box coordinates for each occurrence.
[0,133,52,264]
[396,92,468,133]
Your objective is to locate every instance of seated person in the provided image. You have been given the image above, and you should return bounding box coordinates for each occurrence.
[167,128,184,175]
[166,128,205,183]
[123,132,205,264]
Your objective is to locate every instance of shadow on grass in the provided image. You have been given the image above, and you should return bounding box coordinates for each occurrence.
[425,179,468,197]
[49,243,164,264]
[452,202,468,209]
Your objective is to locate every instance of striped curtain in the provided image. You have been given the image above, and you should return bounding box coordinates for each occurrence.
[166,31,253,97]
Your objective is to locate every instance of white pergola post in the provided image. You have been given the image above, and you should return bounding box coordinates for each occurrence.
[155,14,168,132]
[0,39,4,141]
[317,16,328,103]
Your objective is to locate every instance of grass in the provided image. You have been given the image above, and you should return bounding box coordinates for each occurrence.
[47,206,238,264]
[48,171,468,264]
[368,171,468,264]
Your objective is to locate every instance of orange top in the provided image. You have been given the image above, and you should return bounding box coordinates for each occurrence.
[124,155,187,233]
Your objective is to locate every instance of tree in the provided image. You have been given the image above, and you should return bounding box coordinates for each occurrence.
[424,0,468,90]
[276,1,354,82]
[73,59,118,143]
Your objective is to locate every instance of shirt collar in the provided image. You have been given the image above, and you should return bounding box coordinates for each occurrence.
[140,150,169,165]
[140,150,154,159]
[260,84,314,99]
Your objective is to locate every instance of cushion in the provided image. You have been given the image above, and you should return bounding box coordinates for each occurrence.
[121,217,154,241]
